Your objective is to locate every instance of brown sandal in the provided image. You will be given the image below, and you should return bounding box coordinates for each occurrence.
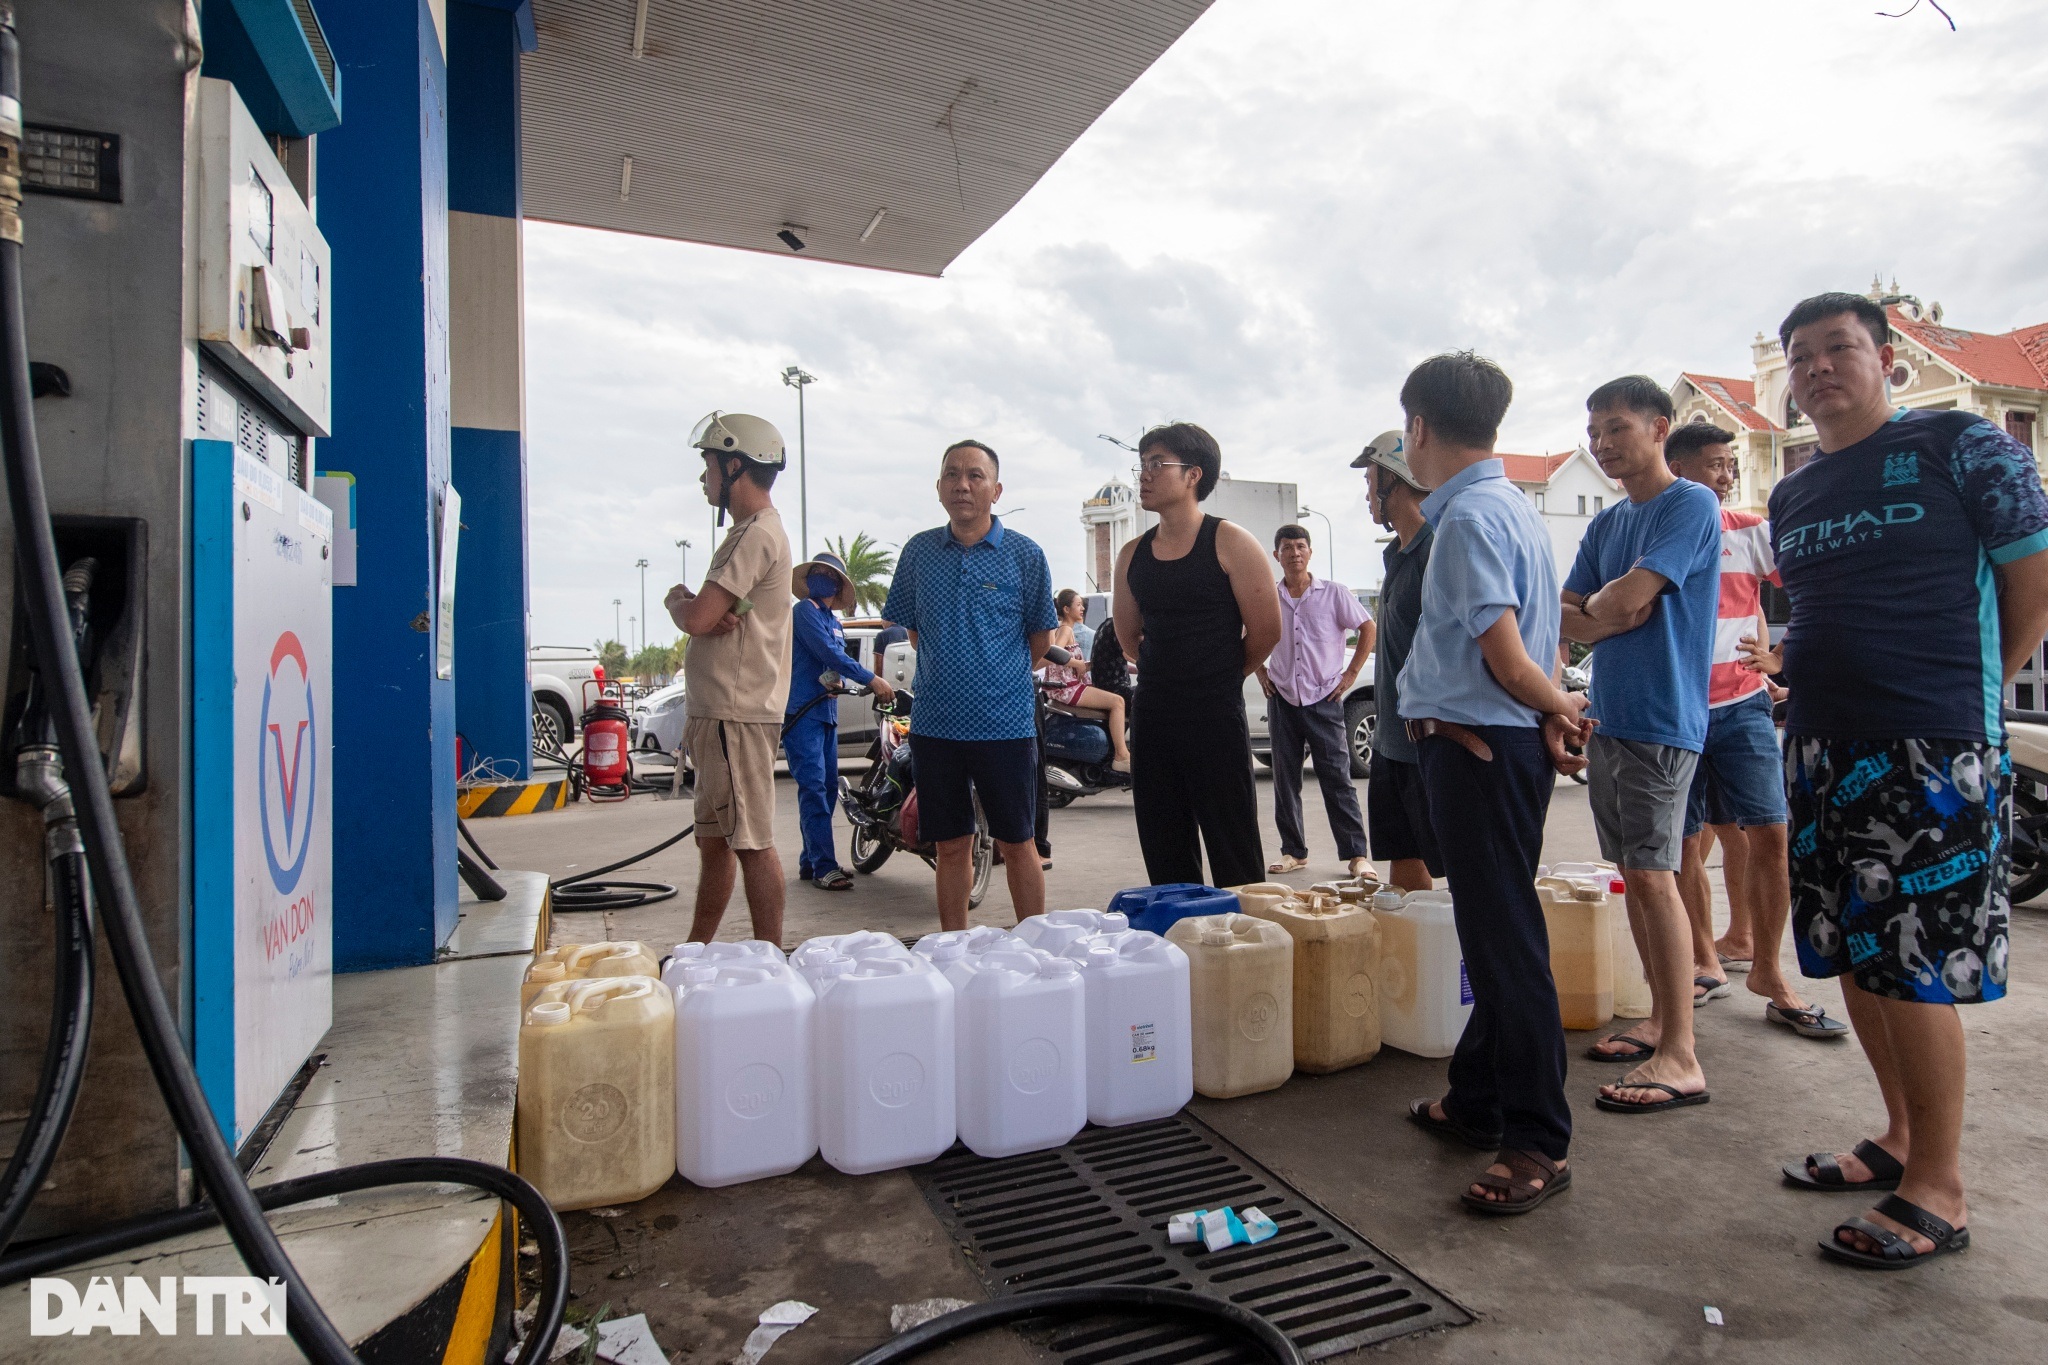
[1460,1147,1572,1216]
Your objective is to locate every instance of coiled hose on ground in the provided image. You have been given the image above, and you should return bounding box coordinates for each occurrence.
[0,16,567,1360]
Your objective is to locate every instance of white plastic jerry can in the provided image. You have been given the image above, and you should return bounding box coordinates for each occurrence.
[1069,929,1193,1126]
[948,949,1087,1158]
[662,938,786,991]
[809,955,956,1175]
[673,961,817,1188]
[1010,909,1129,956]
[792,930,912,970]
[517,977,676,1211]
[1371,890,1472,1059]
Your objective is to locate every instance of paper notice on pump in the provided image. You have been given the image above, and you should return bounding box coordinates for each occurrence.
[235,448,285,512]
[1130,1021,1157,1064]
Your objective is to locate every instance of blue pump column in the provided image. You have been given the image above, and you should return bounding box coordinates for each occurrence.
[448,0,534,780]
[316,0,458,969]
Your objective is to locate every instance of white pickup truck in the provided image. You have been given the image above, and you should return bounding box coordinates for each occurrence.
[530,644,601,751]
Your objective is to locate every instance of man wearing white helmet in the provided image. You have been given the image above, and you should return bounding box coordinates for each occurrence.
[1351,430,1442,894]
[665,412,795,945]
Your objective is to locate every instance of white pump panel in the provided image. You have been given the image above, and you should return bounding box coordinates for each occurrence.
[195,78,333,437]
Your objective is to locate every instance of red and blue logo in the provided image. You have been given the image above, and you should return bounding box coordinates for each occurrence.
[259,632,317,894]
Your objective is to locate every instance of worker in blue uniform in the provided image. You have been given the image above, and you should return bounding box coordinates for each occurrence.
[786,552,894,889]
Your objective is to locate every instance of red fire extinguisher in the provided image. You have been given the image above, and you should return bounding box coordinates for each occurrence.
[580,678,633,801]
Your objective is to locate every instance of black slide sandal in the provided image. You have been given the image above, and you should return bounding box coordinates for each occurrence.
[1594,1080,1710,1114]
[1407,1098,1503,1151]
[1782,1139,1904,1192]
[1586,1033,1655,1062]
[1821,1194,1969,1270]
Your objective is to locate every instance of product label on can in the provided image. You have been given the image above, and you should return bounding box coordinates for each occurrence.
[1130,1022,1157,1064]
[1459,960,1473,1005]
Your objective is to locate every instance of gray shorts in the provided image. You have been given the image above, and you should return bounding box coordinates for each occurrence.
[1588,734,1699,872]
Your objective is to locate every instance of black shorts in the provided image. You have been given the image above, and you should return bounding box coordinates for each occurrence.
[910,734,1038,845]
[1368,754,1444,876]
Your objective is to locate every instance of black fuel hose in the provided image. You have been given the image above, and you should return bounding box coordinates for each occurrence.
[536,684,859,911]
[844,1286,1305,1365]
[0,846,91,1252]
[0,16,566,1361]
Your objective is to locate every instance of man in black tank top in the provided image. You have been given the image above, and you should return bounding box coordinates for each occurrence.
[1112,423,1283,888]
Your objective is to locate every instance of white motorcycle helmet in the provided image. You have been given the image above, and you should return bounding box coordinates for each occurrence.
[690,411,787,523]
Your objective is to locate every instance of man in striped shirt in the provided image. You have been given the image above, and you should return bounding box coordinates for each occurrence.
[1666,423,1843,1039]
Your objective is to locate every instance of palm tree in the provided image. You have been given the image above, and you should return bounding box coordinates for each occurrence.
[826,532,896,615]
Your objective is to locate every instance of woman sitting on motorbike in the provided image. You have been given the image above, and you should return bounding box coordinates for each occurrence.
[1048,588,1130,772]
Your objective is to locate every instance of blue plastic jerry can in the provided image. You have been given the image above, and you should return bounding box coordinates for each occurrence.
[1106,884,1241,936]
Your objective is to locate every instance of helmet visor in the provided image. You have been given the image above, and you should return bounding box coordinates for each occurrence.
[689,411,736,451]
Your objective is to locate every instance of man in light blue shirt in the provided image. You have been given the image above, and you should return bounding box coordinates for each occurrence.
[1561,376,1723,1117]
[1395,352,1589,1219]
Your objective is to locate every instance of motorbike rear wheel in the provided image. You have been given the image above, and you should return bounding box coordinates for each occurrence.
[968,792,995,909]
[2008,777,2048,906]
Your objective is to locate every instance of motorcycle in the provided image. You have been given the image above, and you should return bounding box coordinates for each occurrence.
[2004,707,2048,906]
[838,689,997,908]
[1038,643,1130,808]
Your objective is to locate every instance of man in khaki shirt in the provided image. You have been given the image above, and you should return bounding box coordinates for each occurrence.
[666,412,795,944]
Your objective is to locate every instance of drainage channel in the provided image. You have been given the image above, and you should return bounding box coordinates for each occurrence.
[911,1113,1471,1362]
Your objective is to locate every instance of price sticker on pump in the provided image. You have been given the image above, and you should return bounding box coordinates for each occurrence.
[1130,1022,1157,1064]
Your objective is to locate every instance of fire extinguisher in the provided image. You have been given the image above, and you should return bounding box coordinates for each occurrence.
[579,678,633,801]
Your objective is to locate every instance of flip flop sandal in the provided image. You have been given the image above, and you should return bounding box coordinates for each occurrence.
[1407,1098,1503,1151]
[1268,855,1310,874]
[1765,1001,1850,1039]
[1782,1139,1904,1193]
[1461,1147,1571,1216]
[1820,1194,1969,1270]
[1694,974,1734,1005]
[811,869,854,891]
[1594,1081,1711,1114]
[1586,1033,1656,1062]
[1717,953,1753,973]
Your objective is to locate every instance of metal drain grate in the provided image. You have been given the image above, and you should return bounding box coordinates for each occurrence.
[912,1113,1471,1361]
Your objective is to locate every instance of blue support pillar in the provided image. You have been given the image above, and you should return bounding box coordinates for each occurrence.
[317,0,458,969]
[448,0,533,779]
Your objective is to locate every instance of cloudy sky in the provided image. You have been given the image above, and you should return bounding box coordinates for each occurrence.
[523,0,2048,650]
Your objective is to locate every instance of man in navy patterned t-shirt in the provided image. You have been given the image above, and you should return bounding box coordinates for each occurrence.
[1745,292,2048,1271]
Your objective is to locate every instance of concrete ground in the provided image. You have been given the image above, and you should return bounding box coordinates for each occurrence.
[475,763,2048,1364]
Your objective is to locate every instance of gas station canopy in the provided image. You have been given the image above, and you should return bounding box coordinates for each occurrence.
[521,0,1214,276]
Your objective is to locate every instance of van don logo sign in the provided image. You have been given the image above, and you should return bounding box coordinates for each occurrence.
[259,631,316,894]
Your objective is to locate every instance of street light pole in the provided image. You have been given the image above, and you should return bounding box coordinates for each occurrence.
[612,598,622,646]
[781,365,818,560]
[635,558,649,652]
[1299,506,1337,586]
[676,538,691,586]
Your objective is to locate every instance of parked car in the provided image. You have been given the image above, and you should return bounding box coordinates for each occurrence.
[530,643,601,750]
[632,679,688,752]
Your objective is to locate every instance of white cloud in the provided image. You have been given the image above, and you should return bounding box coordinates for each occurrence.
[524,0,2048,645]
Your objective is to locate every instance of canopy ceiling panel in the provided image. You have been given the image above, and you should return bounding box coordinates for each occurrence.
[521,0,1213,275]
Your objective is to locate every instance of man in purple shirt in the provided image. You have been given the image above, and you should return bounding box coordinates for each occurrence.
[1257,524,1376,876]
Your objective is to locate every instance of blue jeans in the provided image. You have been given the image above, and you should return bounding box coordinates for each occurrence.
[784,713,840,877]
[1684,690,1789,836]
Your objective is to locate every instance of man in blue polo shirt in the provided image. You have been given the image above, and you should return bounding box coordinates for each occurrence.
[1396,352,1590,1218]
[883,439,1057,930]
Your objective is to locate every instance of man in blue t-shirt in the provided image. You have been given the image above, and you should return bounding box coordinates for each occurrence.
[1561,376,1723,1117]
[1743,292,2048,1271]
[882,439,1057,931]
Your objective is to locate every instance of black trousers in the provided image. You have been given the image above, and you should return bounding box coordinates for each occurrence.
[1269,693,1369,861]
[1417,724,1571,1161]
[1131,686,1264,889]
